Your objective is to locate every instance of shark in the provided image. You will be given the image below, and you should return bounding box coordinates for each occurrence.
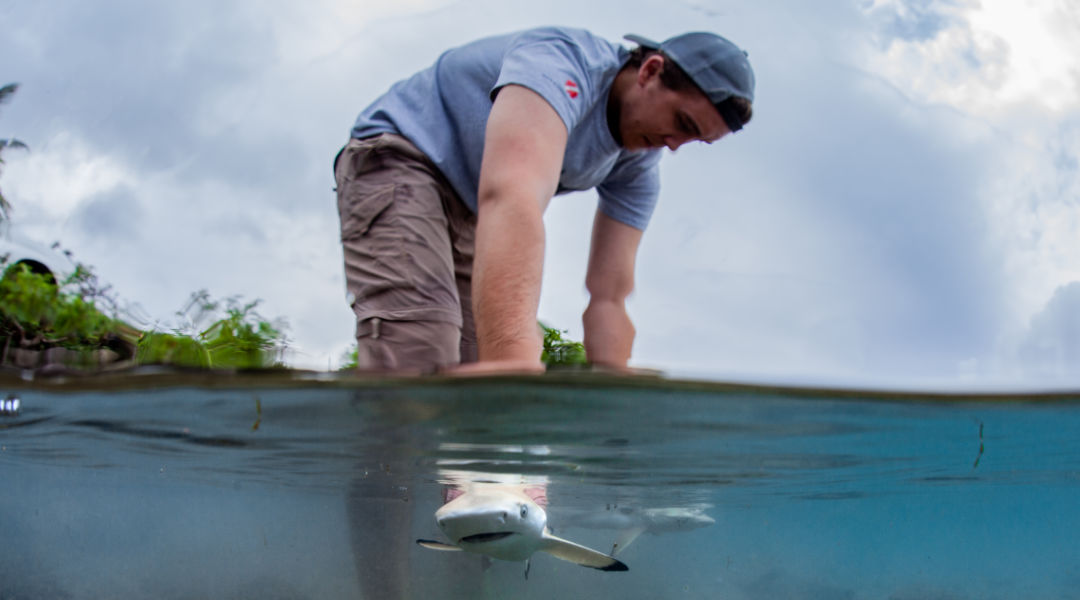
[560,503,716,555]
[416,483,628,574]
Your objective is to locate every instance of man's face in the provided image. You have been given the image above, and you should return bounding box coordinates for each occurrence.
[616,55,730,152]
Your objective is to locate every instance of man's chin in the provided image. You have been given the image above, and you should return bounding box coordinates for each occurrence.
[620,135,648,152]
[633,138,657,152]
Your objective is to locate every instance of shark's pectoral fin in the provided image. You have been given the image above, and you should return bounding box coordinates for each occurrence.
[416,539,462,551]
[540,533,629,572]
[611,525,648,556]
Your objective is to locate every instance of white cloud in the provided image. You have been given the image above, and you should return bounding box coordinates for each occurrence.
[267,0,463,66]
[6,128,354,370]
[863,0,1080,115]
[984,123,1080,311]
[854,0,1080,384]
[1005,281,1080,384]
[5,131,135,227]
[968,0,1080,112]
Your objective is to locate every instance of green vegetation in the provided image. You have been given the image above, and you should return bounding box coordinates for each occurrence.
[137,292,287,369]
[0,260,287,371]
[0,263,130,366]
[339,344,359,371]
[540,322,587,367]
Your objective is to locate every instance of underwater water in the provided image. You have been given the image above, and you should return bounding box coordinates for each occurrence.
[1,372,1078,599]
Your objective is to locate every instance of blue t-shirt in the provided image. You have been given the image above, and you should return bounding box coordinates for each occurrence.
[351,26,662,231]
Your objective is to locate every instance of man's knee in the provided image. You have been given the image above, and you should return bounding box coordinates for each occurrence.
[354,317,461,372]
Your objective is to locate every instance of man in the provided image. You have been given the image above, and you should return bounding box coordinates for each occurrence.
[336,27,754,374]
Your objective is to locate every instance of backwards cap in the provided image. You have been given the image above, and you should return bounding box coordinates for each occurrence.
[624,32,755,132]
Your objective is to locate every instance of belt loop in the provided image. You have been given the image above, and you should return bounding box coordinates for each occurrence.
[371,317,381,340]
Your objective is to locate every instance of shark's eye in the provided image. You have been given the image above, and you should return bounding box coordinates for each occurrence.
[520,505,528,519]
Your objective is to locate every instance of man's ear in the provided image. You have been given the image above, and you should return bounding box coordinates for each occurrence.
[636,54,665,86]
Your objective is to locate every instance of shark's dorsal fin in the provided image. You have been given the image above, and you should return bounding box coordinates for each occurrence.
[539,531,629,572]
[416,539,462,552]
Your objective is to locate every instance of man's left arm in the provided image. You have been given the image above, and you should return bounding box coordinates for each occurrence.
[582,210,644,370]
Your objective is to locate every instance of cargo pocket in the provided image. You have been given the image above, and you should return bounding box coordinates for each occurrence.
[338,181,398,242]
[336,137,401,241]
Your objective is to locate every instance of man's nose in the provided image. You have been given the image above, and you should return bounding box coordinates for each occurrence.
[663,134,691,151]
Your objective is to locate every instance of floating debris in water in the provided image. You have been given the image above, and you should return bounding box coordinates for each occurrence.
[972,419,985,470]
[252,395,262,431]
[1,394,20,417]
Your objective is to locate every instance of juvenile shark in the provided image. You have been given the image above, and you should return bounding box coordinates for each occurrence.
[561,503,716,555]
[416,484,628,573]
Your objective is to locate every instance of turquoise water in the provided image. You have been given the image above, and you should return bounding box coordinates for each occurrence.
[1,372,1079,599]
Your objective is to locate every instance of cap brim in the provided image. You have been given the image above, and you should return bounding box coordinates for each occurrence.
[623,34,662,49]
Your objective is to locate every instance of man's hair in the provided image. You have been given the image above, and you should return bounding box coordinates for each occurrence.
[626,46,753,128]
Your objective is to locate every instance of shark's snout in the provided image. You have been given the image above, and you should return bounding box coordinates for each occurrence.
[421,485,627,571]
[433,488,549,560]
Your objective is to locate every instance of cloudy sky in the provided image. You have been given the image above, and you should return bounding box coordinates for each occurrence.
[2,0,1078,388]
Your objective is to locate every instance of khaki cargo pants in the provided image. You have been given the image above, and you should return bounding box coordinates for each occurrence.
[335,134,477,372]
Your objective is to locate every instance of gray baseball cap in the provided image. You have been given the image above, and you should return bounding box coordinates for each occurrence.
[624,32,755,132]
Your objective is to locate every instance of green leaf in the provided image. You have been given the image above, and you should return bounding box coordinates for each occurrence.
[539,321,587,366]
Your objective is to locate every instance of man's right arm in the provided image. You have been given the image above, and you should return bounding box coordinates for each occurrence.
[454,84,567,375]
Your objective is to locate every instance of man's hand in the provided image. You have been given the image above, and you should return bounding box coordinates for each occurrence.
[448,358,546,376]
[468,84,567,373]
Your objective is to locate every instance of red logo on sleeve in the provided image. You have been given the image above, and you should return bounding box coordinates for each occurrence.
[565,79,579,99]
